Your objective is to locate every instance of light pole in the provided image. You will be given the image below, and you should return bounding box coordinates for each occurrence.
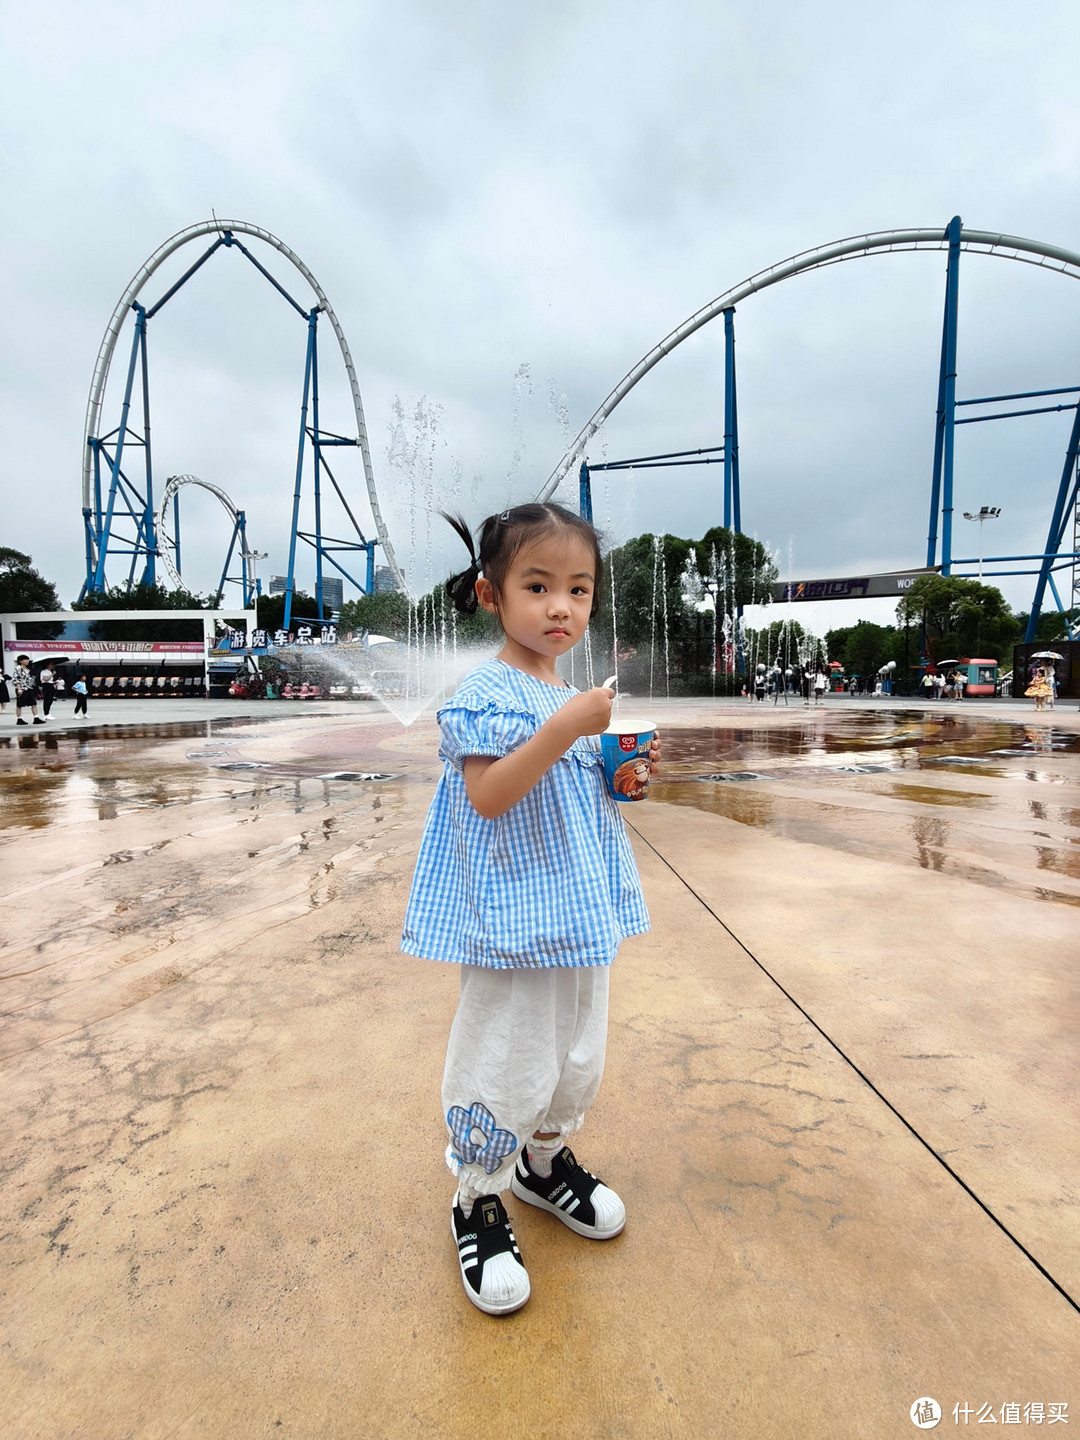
[962,506,1001,580]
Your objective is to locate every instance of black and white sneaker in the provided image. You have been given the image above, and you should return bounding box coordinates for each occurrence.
[511,1146,625,1240]
[451,1193,530,1315]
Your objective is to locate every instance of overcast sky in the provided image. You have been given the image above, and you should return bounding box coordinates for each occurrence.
[3,0,1079,635]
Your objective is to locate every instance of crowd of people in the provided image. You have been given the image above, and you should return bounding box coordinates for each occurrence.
[918,668,970,702]
[737,659,1064,708]
[0,657,88,723]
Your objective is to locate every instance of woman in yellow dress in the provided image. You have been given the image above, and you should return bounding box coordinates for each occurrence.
[1024,664,1053,711]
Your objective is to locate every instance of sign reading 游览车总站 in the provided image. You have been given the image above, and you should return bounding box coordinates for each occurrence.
[772,569,938,603]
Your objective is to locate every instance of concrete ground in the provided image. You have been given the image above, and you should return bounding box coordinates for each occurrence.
[1,696,1077,1439]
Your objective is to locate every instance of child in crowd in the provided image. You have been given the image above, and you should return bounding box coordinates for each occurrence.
[401,502,660,1316]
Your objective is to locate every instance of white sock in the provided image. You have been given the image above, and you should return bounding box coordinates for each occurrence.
[456,1192,474,1219]
[526,1135,562,1178]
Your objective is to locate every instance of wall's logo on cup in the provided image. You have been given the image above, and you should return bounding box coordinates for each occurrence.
[600,723,655,803]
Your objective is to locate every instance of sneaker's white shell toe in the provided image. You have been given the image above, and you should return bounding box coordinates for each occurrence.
[478,1250,530,1310]
[590,1182,625,1235]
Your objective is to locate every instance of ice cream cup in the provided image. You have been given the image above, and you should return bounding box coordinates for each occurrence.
[600,721,656,803]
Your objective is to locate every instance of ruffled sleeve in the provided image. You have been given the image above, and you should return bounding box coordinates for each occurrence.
[438,699,535,771]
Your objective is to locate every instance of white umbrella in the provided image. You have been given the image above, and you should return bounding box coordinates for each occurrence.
[1030,650,1064,661]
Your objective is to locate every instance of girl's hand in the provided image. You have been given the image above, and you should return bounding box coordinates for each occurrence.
[647,733,662,774]
[464,686,614,820]
[557,686,614,740]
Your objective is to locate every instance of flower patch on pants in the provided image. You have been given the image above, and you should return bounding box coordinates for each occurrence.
[447,1101,517,1174]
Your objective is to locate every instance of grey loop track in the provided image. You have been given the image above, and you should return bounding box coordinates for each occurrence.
[81,218,404,590]
[537,225,1080,504]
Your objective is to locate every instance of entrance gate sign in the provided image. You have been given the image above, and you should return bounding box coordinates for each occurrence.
[772,569,937,603]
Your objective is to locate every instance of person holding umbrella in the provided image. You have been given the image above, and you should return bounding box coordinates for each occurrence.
[1025,664,1053,711]
[1025,652,1063,712]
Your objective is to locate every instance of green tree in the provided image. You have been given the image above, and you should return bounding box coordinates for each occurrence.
[604,527,776,651]
[897,575,1016,662]
[72,581,216,612]
[338,590,411,640]
[405,526,776,694]
[745,619,812,666]
[1012,609,1077,645]
[70,581,221,641]
[0,548,61,613]
[840,621,895,679]
[600,528,776,692]
[439,598,501,647]
[255,590,327,633]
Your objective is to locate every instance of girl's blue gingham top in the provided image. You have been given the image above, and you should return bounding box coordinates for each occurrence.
[401,658,650,969]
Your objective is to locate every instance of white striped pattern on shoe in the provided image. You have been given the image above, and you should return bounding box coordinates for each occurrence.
[451,1195,530,1316]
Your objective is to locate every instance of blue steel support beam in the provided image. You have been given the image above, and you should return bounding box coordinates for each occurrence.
[81,508,95,601]
[91,304,146,592]
[144,238,227,320]
[284,310,318,632]
[309,449,377,595]
[723,308,739,530]
[138,315,155,586]
[1046,572,1067,616]
[589,445,723,470]
[237,513,253,607]
[216,517,241,606]
[953,551,1080,564]
[225,236,310,319]
[723,306,744,666]
[310,317,325,619]
[956,402,1078,425]
[927,217,962,570]
[294,534,371,595]
[957,385,1080,406]
[1026,400,1080,639]
[93,439,103,541]
[579,463,593,522]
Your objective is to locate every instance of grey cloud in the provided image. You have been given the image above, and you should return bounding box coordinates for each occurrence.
[2,0,1080,621]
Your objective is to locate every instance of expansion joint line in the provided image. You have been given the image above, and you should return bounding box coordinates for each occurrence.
[626,821,1080,1318]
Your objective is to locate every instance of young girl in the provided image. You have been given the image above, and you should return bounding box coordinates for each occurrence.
[401,502,660,1316]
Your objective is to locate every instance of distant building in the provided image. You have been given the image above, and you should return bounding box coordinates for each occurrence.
[269,575,288,596]
[321,577,343,615]
[373,565,401,595]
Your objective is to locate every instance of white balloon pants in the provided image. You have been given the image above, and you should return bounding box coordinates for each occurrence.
[442,964,610,1204]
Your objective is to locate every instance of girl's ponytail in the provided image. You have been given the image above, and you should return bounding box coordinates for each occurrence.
[440,501,603,620]
[441,511,482,614]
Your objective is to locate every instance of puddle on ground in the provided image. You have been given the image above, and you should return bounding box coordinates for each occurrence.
[884,784,991,809]
[651,711,1080,908]
[3,707,1078,905]
[0,716,412,833]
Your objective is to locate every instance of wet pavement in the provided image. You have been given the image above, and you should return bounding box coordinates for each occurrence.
[651,711,1080,907]
[1,697,1077,1438]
